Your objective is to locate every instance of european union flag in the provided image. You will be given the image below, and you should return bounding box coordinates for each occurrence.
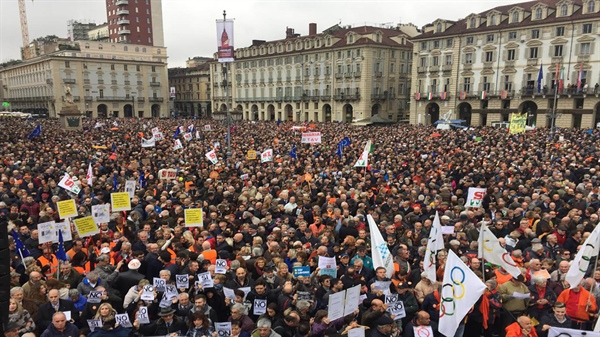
[289,144,297,160]
[27,125,41,139]
[340,137,351,147]
[11,229,30,258]
[277,118,281,126]
[336,143,343,158]
[113,173,118,191]
[173,127,181,139]
[56,229,68,261]
[138,170,146,188]
[111,142,117,152]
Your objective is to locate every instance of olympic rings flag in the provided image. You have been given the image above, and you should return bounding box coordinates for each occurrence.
[439,250,486,337]
[566,224,600,289]
[423,212,445,282]
[478,223,522,278]
[368,214,395,278]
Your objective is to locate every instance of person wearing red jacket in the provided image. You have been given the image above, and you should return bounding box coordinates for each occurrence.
[505,316,538,337]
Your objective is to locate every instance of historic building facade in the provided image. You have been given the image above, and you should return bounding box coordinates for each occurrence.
[410,0,600,128]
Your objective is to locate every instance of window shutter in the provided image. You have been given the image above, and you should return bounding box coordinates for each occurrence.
[575,43,580,55]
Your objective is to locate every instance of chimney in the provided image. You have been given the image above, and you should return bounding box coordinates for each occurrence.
[309,23,317,35]
[286,27,295,39]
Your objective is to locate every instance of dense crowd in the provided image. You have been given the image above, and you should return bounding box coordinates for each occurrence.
[3,117,600,337]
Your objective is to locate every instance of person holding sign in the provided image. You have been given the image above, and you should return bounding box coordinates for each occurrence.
[86,318,131,337]
[36,289,78,334]
[134,307,188,336]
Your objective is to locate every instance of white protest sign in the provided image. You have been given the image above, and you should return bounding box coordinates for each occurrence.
[184,133,193,141]
[327,290,345,321]
[301,132,322,144]
[253,299,267,315]
[373,281,392,295]
[205,150,218,164]
[37,221,56,244]
[260,149,273,163]
[136,306,150,324]
[115,313,132,328]
[151,127,160,135]
[413,326,434,337]
[125,180,136,199]
[176,274,189,289]
[343,285,361,317]
[153,132,164,141]
[441,226,455,235]
[465,187,487,208]
[215,259,228,274]
[87,291,103,303]
[61,311,72,321]
[385,294,398,304]
[196,131,201,139]
[223,287,236,300]
[204,125,212,132]
[215,322,232,337]
[239,287,251,301]
[165,285,178,300]
[153,277,166,292]
[348,328,365,337]
[389,301,406,320]
[198,272,214,288]
[87,319,102,331]
[140,285,155,301]
[159,292,172,308]
[91,204,110,224]
[59,173,81,194]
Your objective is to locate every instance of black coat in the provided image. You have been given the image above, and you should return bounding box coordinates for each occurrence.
[138,316,188,336]
[36,300,79,334]
[113,269,145,292]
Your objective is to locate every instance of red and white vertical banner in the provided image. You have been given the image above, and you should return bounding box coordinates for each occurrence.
[216,19,235,63]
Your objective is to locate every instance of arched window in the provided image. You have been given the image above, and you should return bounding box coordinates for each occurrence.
[470,17,476,28]
[124,46,128,51]
[512,11,519,23]
[561,4,568,16]
[535,8,543,19]
[142,48,146,52]
[98,44,103,50]
[587,0,596,12]
[436,23,442,32]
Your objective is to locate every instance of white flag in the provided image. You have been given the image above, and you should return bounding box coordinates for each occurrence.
[423,212,445,282]
[367,214,394,278]
[141,138,155,148]
[173,139,183,150]
[58,172,81,194]
[261,149,273,163]
[354,140,371,167]
[205,150,218,164]
[195,130,201,139]
[478,223,522,278]
[465,187,487,208]
[183,133,193,141]
[566,224,600,289]
[439,250,486,337]
[86,162,93,186]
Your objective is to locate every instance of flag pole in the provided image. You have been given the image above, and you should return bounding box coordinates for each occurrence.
[585,248,600,312]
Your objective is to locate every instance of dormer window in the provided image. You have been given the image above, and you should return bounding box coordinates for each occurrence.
[588,0,596,12]
[348,34,354,43]
[436,23,442,32]
[469,17,476,28]
[490,15,496,25]
[376,32,382,43]
[560,4,568,16]
[512,11,519,23]
[535,7,543,20]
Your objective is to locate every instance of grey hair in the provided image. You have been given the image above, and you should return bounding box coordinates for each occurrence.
[23,256,35,266]
[96,254,109,262]
[257,318,272,329]
[159,269,171,276]
[295,300,310,311]
[252,246,263,257]
[231,303,247,315]
[230,260,241,270]
[10,287,23,296]
[486,279,498,289]
[68,289,80,297]
[532,275,547,285]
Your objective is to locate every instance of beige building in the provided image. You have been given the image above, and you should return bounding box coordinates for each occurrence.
[0,40,169,118]
[168,61,212,118]
[410,0,600,128]
[211,23,416,122]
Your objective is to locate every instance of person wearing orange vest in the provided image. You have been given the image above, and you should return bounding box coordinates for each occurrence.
[200,241,217,265]
[505,316,538,337]
[37,247,59,279]
[556,281,598,330]
[66,239,88,261]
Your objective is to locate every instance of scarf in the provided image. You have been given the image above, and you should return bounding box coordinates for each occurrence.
[480,292,490,329]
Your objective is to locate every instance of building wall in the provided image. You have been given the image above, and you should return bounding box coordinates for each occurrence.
[0,41,169,118]
[168,64,211,117]
[106,0,161,46]
[410,0,600,128]
[211,25,413,122]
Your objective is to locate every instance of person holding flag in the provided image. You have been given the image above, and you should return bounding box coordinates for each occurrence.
[289,144,297,160]
[27,125,41,139]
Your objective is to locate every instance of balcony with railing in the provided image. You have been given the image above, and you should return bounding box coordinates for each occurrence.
[371,93,388,100]
[578,54,590,63]
[442,65,453,72]
[84,96,93,101]
[417,67,427,73]
[117,19,130,25]
[118,29,131,35]
[429,66,440,73]
[116,0,128,5]
[335,73,343,79]
[374,71,383,77]
[116,9,129,15]
[149,97,164,102]
[96,96,130,101]
[526,58,539,66]
[98,79,104,84]
[111,80,118,85]
[63,78,76,84]
[334,93,360,101]
[137,97,145,102]
[311,95,320,101]
[83,79,90,84]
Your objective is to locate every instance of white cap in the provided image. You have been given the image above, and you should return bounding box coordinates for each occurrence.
[128,259,141,270]
[100,247,111,254]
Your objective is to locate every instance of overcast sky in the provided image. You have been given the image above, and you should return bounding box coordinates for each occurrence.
[0,0,525,67]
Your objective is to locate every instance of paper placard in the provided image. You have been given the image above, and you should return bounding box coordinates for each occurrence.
[319,256,337,277]
[223,287,236,300]
[215,259,228,274]
[115,313,132,328]
[61,311,72,321]
[441,226,455,235]
[198,272,214,288]
[140,285,155,301]
[125,180,136,199]
[38,221,72,244]
[73,216,99,238]
[87,319,102,331]
[136,306,150,324]
[343,285,361,317]
[348,328,365,337]
[389,301,406,320]
[413,326,434,337]
[327,290,345,321]
[111,192,131,212]
[87,290,103,303]
[215,322,231,337]
[165,285,178,300]
[239,287,251,301]
[253,299,267,315]
[176,274,189,289]
[153,277,166,292]
[158,292,172,308]
[91,204,110,224]
[293,266,311,277]
[373,281,392,295]
[57,199,78,219]
[184,208,203,227]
